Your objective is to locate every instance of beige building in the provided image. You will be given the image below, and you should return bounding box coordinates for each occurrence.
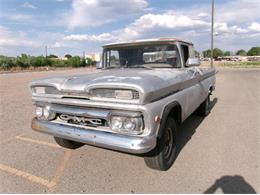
[85,53,101,62]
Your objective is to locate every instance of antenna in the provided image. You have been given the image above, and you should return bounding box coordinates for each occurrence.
[210,0,214,68]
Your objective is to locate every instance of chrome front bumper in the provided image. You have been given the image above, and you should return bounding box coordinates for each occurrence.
[31,118,156,154]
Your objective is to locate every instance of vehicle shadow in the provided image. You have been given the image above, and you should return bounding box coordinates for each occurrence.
[204,175,257,194]
[175,97,218,159]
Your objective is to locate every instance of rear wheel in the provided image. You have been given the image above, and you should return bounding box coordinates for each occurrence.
[197,94,210,116]
[54,137,84,149]
[144,117,177,171]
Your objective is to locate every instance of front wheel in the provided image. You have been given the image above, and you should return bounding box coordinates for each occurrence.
[144,117,177,171]
[54,137,84,149]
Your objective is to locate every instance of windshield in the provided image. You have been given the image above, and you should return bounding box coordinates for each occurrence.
[103,44,181,68]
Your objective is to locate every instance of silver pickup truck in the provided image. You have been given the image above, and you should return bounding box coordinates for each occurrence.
[30,38,216,171]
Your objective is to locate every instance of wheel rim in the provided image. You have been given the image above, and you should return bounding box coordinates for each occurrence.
[163,127,175,160]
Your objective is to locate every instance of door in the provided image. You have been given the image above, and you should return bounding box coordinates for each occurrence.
[180,44,204,118]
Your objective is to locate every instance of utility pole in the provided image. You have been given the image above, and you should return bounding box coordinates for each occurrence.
[210,0,214,68]
[45,46,48,58]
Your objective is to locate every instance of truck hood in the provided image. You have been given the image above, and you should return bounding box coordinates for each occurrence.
[30,68,214,103]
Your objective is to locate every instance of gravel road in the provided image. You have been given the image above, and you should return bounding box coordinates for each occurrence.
[0,68,259,193]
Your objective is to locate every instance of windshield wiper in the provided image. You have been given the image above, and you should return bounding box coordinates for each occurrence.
[126,65,153,70]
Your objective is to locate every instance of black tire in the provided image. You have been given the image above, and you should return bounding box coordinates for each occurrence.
[144,117,177,171]
[197,94,210,116]
[54,137,84,149]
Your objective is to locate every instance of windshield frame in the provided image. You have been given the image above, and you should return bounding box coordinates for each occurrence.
[102,44,182,69]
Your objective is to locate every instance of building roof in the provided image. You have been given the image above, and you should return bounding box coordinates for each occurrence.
[103,38,193,48]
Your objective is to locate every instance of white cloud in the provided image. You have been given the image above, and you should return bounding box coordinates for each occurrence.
[248,22,260,32]
[66,0,148,29]
[0,26,71,56]
[61,6,260,53]
[66,13,206,42]
[197,12,210,18]
[1,0,260,56]
[21,2,37,9]
[64,12,210,42]
[3,13,34,22]
[64,33,116,42]
[215,22,249,34]
[215,0,260,23]
[130,12,208,30]
[0,26,38,48]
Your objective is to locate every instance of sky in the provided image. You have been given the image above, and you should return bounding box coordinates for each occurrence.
[0,0,260,57]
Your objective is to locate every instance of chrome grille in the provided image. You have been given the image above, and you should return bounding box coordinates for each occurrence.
[59,114,105,127]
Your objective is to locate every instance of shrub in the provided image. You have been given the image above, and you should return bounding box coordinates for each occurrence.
[0,56,16,70]
[66,56,82,67]
[247,47,260,56]
[17,54,30,68]
[32,56,46,67]
[51,59,66,67]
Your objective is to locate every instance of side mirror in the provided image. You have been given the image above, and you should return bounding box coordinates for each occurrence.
[186,57,200,67]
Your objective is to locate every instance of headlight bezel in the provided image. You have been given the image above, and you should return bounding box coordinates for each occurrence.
[109,114,144,135]
[35,105,56,121]
[31,86,60,96]
[89,88,140,102]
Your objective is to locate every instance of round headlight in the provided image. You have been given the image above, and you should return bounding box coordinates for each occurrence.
[43,106,56,120]
[43,107,50,119]
[35,107,43,118]
[110,116,123,130]
[123,118,136,131]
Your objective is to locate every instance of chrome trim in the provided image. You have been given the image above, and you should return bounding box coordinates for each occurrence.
[31,118,156,154]
[46,104,109,120]
[33,96,145,110]
[59,114,103,126]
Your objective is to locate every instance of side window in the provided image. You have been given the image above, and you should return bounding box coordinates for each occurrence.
[105,50,120,67]
[110,50,120,67]
[181,45,189,65]
[189,46,196,58]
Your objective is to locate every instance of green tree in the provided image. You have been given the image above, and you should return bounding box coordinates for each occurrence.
[85,57,93,66]
[31,56,53,67]
[202,49,211,58]
[17,54,30,68]
[247,47,260,56]
[65,54,72,59]
[47,54,58,58]
[236,49,247,56]
[81,57,86,67]
[213,48,223,59]
[32,56,46,67]
[223,51,231,56]
[51,59,66,67]
[66,56,81,67]
[0,55,16,70]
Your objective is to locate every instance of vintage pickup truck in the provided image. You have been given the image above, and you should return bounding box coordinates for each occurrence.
[30,38,216,171]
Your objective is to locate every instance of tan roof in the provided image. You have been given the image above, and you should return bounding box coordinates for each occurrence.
[103,38,193,48]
